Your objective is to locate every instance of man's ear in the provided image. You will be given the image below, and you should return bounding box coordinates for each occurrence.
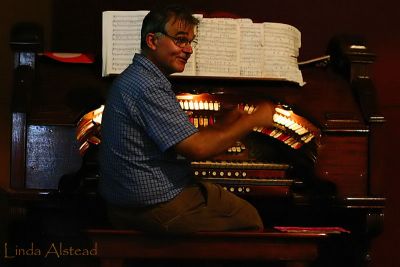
[146,33,158,51]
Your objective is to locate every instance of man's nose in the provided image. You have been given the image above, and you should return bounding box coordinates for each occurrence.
[182,43,193,54]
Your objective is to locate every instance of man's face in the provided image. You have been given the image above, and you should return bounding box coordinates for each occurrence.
[152,18,195,75]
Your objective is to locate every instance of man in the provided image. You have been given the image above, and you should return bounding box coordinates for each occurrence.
[99,4,275,234]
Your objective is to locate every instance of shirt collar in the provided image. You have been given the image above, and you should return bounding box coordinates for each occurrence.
[133,53,171,87]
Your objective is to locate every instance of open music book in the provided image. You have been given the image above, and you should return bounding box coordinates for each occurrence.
[102,10,149,77]
[102,11,304,85]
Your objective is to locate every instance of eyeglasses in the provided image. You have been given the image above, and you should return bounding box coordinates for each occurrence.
[157,32,198,48]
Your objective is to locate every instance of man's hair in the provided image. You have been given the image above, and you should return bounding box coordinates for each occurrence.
[141,4,200,51]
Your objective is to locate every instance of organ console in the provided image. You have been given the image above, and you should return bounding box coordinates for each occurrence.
[5,23,385,266]
[76,93,322,198]
[182,96,320,198]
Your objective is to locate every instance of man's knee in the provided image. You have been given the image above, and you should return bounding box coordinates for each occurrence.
[239,201,264,231]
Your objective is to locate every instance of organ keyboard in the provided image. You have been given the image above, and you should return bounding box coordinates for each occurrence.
[176,93,321,196]
[176,93,321,150]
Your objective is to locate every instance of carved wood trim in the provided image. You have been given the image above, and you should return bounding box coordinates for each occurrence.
[10,112,27,189]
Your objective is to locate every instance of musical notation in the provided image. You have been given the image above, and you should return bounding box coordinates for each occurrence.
[102,11,304,84]
[102,10,149,76]
[195,18,240,77]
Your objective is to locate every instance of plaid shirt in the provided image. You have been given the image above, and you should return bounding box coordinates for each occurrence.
[99,53,198,207]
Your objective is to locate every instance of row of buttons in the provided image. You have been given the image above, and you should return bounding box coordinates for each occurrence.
[194,170,247,178]
[179,100,221,111]
[222,186,251,193]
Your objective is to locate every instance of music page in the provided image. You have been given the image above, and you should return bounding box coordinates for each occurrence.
[102,10,149,76]
[238,19,264,77]
[195,18,240,77]
[263,22,304,85]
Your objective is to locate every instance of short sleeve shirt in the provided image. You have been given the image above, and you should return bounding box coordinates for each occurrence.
[98,53,198,207]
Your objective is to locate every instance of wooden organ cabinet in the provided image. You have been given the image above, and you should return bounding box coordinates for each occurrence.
[5,23,385,266]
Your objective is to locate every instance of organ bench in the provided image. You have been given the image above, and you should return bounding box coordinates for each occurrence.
[86,228,331,267]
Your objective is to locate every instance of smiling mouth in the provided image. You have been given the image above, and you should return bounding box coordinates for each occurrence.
[178,57,188,64]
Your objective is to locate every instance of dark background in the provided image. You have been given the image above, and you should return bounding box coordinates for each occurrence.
[1,0,399,266]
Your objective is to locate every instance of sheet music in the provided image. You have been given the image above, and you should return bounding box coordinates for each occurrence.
[102,11,149,76]
[262,22,303,84]
[195,18,240,77]
[101,11,304,85]
[264,22,301,46]
[238,19,264,77]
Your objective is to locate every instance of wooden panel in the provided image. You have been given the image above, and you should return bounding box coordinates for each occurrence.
[10,112,27,189]
[25,125,82,189]
[315,135,368,196]
[30,57,108,125]
[368,123,386,196]
[0,102,11,189]
[88,229,324,262]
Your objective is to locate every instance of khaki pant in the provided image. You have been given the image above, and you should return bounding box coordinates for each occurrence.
[106,182,264,234]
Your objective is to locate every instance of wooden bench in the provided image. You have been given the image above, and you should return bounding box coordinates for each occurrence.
[86,229,328,267]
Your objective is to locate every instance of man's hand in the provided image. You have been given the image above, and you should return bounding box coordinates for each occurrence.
[249,101,275,128]
[214,108,246,128]
[175,101,275,160]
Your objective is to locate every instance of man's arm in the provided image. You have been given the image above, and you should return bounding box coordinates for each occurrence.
[174,101,275,160]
